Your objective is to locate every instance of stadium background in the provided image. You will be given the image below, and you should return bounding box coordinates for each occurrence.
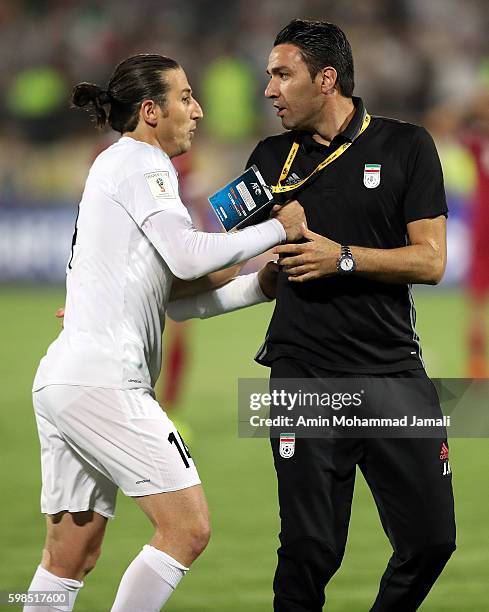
[1,1,488,610]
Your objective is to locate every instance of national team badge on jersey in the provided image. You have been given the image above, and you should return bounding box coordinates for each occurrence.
[145,170,175,199]
[363,164,381,189]
[279,433,295,459]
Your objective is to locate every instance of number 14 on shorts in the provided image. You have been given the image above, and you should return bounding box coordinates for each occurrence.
[169,432,192,468]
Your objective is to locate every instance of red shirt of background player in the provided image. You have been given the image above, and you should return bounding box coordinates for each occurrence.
[462,132,489,298]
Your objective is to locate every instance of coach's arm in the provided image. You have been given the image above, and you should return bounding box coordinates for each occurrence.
[274,215,447,285]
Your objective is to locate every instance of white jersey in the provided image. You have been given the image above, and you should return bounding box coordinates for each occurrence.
[34,137,183,392]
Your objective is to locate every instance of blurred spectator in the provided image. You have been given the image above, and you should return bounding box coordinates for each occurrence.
[201,55,257,141]
[6,66,67,119]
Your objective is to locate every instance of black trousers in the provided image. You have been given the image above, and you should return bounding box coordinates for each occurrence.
[270,358,456,612]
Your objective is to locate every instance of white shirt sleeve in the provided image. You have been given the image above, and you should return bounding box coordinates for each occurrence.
[167,272,272,321]
[141,206,286,280]
[117,165,182,226]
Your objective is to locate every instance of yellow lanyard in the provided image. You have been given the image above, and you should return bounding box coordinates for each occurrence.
[271,112,371,194]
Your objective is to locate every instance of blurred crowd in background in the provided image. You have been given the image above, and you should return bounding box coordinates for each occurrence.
[0,0,488,284]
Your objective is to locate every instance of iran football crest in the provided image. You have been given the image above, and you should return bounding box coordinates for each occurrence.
[279,433,295,459]
[363,164,381,189]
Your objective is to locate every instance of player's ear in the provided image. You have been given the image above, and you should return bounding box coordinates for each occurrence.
[140,99,158,127]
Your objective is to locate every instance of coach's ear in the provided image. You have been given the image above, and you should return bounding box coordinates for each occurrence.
[318,67,337,95]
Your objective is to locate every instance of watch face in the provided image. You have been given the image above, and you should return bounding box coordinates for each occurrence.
[340,256,354,272]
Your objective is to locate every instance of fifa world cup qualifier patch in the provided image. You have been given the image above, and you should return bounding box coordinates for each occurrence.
[279,433,295,459]
[145,170,175,199]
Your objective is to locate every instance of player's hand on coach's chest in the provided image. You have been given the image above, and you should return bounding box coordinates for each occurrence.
[274,225,341,282]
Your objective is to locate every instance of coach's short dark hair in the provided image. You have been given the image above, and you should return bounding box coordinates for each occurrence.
[274,19,354,97]
[71,54,180,133]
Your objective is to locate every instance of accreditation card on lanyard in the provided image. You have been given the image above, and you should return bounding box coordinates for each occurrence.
[208,165,274,231]
[271,111,371,195]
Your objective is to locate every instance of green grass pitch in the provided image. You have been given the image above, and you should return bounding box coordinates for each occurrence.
[0,286,487,611]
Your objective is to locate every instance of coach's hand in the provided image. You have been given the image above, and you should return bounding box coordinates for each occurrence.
[258,260,280,299]
[274,225,341,282]
[271,199,306,242]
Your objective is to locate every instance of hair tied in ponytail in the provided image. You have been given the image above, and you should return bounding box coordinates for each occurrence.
[98,90,111,105]
[71,82,109,128]
[71,54,180,133]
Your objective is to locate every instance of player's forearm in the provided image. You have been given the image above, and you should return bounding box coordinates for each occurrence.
[177,221,283,280]
[167,273,271,321]
[352,243,446,285]
[169,264,243,301]
[143,209,285,281]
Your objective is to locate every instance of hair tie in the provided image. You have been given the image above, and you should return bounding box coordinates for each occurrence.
[98,90,111,105]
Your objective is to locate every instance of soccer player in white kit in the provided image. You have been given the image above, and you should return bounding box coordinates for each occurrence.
[25,54,305,612]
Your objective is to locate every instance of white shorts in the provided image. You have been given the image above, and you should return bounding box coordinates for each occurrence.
[33,385,201,518]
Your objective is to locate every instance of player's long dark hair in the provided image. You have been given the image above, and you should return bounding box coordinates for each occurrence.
[274,19,354,97]
[71,54,180,133]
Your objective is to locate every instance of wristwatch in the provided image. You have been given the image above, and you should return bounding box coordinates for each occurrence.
[337,245,356,274]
